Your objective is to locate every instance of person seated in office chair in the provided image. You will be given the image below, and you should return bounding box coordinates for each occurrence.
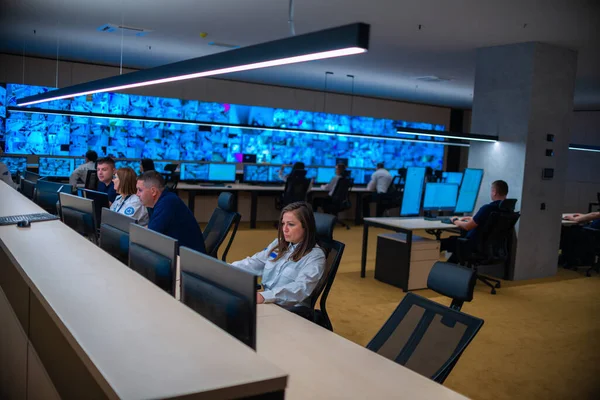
[96,157,118,204]
[110,167,149,226]
[0,149,18,190]
[278,161,305,181]
[231,202,326,307]
[560,211,600,267]
[136,171,206,254]
[312,163,346,212]
[140,158,155,174]
[362,162,394,218]
[69,150,98,186]
[441,180,509,263]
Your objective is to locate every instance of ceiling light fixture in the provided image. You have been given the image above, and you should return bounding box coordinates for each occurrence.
[568,144,600,153]
[17,22,370,106]
[396,128,498,143]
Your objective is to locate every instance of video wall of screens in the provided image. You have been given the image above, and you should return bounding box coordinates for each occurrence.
[0,155,26,174]
[39,156,75,177]
[179,162,236,182]
[1,83,445,171]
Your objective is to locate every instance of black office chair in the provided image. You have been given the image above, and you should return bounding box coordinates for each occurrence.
[588,192,600,213]
[162,164,180,191]
[376,179,403,217]
[367,261,484,384]
[276,170,311,209]
[85,169,99,190]
[583,226,600,277]
[99,208,137,264]
[129,224,178,296]
[457,200,521,294]
[322,176,353,230]
[203,192,242,262]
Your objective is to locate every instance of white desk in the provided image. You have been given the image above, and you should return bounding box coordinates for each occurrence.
[0,181,287,399]
[256,304,468,400]
[361,217,457,278]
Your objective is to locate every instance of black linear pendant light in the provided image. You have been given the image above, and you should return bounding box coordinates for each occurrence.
[17,23,370,106]
[396,127,499,143]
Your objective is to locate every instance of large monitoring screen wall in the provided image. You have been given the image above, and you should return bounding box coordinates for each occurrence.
[1,83,445,171]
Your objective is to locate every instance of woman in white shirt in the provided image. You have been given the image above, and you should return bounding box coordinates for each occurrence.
[231,202,326,307]
[110,167,149,226]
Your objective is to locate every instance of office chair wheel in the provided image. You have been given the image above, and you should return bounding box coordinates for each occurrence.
[495,282,501,288]
[586,270,591,277]
[345,225,350,230]
[491,288,496,295]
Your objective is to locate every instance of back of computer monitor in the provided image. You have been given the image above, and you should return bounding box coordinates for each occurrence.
[100,208,137,264]
[454,168,484,214]
[179,247,257,350]
[24,170,41,183]
[82,189,110,226]
[59,192,95,215]
[59,192,97,241]
[21,179,36,200]
[400,166,426,216]
[101,208,137,233]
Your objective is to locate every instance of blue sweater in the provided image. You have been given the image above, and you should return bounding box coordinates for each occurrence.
[149,190,206,254]
[97,181,118,203]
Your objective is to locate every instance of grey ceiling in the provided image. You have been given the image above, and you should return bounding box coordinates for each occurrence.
[1,0,599,109]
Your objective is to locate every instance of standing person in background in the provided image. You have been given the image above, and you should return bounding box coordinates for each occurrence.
[140,158,155,174]
[96,157,118,204]
[362,162,393,218]
[110,167,149,226]
[69,150,98,186]
[312,163,346,212]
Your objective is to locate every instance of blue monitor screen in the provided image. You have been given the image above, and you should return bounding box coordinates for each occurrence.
[154,161,170,174]
[0,156,27,175]
[115,160,140,172]
[400,167,426,216]
[180,163,209,181]
[454,168,484,214]
[423,183,459,211]
[443,172,463,185]
[208,163,236,182]
[269,166,291,182]
[243,165,269,183]
[39,157,75,177]
[316,167,336,184]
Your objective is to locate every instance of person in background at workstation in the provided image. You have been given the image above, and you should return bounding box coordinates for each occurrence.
[560,211,600,267]
[69,150,98,186]
[441,180,509,263]
[0,149,18,190]
[96,157,118,204]
[136,171,206,254]
[563,211,600,228]
[312,163,346,212]
[140,158,155,174]
[231,202,326,307]
[110,167,149,226]
[278,161,305,181]
[362,162,393,218]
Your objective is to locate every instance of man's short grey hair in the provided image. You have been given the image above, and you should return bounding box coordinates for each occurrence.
[138,171,165,190]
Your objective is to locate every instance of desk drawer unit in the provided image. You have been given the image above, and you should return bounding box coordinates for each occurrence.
[374,233,440,291]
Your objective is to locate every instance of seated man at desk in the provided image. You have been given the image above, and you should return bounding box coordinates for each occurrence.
[69,150,97,186]
[362,162,393,218]
[312,163,346,212]
[96,157,118,204]
[441,180,509,263]
[136,171,206,254]
[231,202,326,307]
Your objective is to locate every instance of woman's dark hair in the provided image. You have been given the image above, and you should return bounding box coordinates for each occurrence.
[271,202,318,262]
[140,158,155,173]
[335,163,347,175]
[291,161,305,171]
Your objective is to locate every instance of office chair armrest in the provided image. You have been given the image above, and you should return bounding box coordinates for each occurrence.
[278,304,314,321]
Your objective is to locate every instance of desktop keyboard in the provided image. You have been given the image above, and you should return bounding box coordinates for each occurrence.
[0,213,59,226]
[424,216,454,224]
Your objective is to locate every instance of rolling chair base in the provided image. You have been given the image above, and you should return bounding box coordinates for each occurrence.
[477,274,501,295]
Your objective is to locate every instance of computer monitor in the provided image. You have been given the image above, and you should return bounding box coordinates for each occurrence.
[179,163,209,181]
[82,189,110,227]
[443,172,463,186]
[24,170,42,183]
[454,168,484,214]
[179,247,257,350]
[400,167,426,216]
[59,192,97,241]
[39,157,75,177]
[99,208,137,264]
[243,164,269,183]
[208,163,236,182]
[0,156,27,175]
[315,167,336,184]
[242,154,257,163]
[423,183,459,211]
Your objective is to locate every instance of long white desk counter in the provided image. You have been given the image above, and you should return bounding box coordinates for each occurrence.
[0,181,287,399]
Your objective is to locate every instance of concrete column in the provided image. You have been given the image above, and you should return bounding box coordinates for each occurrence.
[468,42,577,280]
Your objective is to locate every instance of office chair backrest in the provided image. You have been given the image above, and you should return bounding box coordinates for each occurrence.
[20,179,36,200]
[499,198,517,212]
[476,210,521,261]
[312,239,345,331]
[367,289,484,383]
[100,208,137,264]
[59,192,97,243]
[203,192,241,261]
[330,176,353,211]
[129,224,178,295]
[314,212,336,241]
[288,168,308,179]
[162,164,180,190]
[281,174,311,207]
[85,169,99,190]
[427,262,476,311]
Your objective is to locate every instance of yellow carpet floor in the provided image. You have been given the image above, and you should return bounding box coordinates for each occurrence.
[224,222,600,400]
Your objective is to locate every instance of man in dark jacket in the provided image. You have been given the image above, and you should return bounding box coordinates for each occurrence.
[136,171,206,254]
